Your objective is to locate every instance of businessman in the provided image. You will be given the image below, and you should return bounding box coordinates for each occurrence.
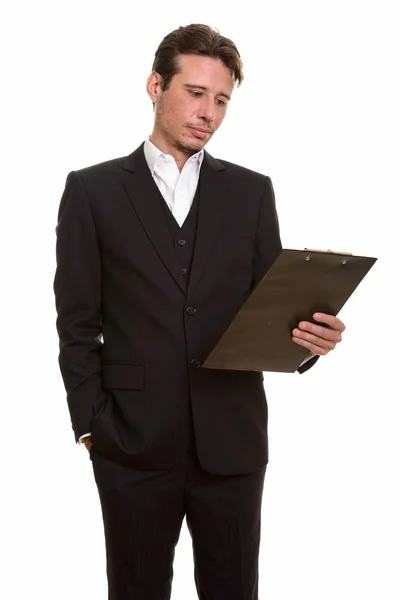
[54,23,345,600]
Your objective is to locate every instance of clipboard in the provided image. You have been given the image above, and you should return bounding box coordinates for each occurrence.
[202,248,377,373]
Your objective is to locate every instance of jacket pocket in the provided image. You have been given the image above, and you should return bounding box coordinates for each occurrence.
[102,361,146,390]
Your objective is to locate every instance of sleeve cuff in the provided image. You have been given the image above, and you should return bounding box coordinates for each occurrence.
[299,352,316,367]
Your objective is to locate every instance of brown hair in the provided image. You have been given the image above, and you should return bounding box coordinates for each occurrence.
[152,24,244,91]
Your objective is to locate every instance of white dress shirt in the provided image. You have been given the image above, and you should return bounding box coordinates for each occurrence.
[144,138,204,226]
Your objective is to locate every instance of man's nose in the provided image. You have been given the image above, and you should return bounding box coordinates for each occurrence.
[198,99,215,122]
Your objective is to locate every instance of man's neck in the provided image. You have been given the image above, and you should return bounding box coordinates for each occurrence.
[148,134,198,172]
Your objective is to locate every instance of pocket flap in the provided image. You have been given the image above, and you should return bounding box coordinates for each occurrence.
[102,362,146,390]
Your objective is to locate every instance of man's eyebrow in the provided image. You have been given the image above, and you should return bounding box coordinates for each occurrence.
[184,84,231,101]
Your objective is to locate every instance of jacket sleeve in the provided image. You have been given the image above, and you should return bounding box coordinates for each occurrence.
[253,176,319,375]
[297,353,319,374]
[53,170,109,442]
[252,176,282,288]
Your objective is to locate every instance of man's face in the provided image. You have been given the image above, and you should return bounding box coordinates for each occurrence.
[148,54,235,156]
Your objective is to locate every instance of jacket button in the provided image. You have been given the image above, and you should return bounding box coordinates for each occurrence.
[186,306,197,315]
[177,239,187,246]
[190,358,201,369]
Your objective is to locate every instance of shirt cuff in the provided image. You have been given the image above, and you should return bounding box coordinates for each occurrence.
[299,352,316,367]
[78,433,91,444]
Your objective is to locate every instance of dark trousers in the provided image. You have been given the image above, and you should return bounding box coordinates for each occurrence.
[91,443,266,600]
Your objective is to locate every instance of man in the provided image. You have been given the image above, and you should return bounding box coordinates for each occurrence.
[54,24,345,600]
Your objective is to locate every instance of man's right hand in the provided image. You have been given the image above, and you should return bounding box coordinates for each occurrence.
[83,437,93,452]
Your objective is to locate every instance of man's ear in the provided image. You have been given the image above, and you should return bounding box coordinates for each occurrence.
[146,71,163,104]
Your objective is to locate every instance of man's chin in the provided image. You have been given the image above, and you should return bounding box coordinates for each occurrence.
[176,139,206,156]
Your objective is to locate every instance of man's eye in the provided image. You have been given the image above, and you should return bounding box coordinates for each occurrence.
[216,99,227,106]
[190,91,202,97]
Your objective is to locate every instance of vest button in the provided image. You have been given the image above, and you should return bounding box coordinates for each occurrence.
[190,358,201,369]
[181,268,188,275]
[177,239,187,246]
[186,306,197,315]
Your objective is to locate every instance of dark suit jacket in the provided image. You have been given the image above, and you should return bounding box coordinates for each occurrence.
[54,143,315,475]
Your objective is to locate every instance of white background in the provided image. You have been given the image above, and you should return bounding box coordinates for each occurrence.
[1,1,399,598]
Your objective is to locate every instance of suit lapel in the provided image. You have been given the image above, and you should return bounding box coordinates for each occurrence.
[121,144,228,297]
[121,143,186,293]
[187,151,228,296]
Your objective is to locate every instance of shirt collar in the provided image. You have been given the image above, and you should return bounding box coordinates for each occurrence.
[143,138,204,174]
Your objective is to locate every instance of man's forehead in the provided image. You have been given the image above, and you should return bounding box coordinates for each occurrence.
[176,53,225,71]
[175,54,235,90]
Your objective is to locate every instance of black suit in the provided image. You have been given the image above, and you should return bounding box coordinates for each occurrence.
[54,143,314,599]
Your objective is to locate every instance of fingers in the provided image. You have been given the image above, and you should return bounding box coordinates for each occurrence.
[313,312,346,332]
[83,438,92,452]
[292,313,346,355]
[292,330,336,355]
[294,322,342,344]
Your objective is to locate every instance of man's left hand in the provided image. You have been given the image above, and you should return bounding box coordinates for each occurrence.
[83,436,93,453]
[292,312,345,356]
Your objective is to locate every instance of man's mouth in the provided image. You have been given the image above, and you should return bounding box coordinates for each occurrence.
[187,126,212,138]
